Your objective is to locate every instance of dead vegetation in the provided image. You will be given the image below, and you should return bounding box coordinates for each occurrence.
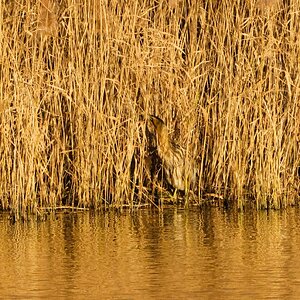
[0,0,299,218]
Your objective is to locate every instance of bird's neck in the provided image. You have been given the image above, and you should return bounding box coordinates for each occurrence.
[157,132,170,153]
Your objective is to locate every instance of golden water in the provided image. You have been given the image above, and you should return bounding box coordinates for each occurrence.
[0,207,300,299]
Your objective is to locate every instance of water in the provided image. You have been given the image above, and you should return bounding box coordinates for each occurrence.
[1,207,300,299]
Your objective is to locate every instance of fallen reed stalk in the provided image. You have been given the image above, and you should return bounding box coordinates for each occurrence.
[0,0,299,218]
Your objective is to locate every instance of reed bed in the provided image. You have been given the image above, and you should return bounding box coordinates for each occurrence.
[0,0,299,218]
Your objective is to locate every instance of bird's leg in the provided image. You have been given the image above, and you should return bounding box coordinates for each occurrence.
[184,190,189,207]
[171,188,179,203]
[183,179,190,207]
[173,188,177,199]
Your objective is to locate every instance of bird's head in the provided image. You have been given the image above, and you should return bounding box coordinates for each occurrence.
[149,115,169,143]
[150,115,164,130]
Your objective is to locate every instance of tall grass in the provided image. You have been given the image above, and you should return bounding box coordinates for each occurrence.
[0,0,299,218]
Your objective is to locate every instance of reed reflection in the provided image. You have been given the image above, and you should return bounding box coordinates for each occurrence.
[1,208,300,299]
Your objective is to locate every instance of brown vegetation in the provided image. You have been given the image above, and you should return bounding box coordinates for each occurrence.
[0,0,299,218]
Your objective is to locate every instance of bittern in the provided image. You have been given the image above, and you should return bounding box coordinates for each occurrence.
[149,115,195,194]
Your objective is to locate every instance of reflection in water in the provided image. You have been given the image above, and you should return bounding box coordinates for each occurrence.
[0,207,300,298]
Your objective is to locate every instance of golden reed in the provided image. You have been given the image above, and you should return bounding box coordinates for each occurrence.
[0,1,299,219]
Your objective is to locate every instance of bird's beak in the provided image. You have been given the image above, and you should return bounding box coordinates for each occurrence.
[149,115,155,125]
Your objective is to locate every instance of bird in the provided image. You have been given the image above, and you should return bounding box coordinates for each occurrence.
[149,115,195,195]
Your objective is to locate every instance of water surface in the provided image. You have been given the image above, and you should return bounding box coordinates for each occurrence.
[1,207,300,299]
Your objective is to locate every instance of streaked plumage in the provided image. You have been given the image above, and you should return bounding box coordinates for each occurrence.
[149,115,195,192]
